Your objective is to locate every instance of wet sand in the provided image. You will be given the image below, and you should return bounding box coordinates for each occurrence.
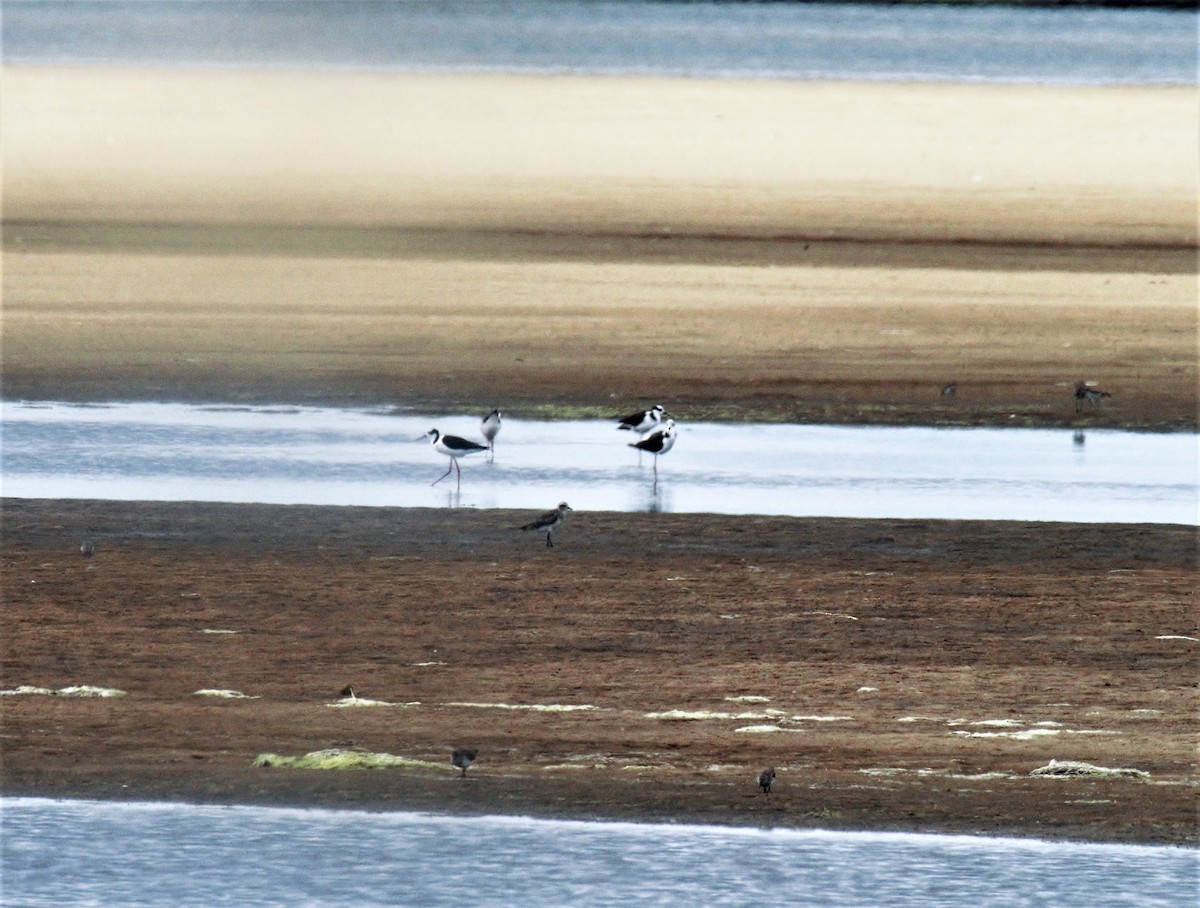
[1,68,1197,842]
[3,68,1197,428]
[2,499,1196,844]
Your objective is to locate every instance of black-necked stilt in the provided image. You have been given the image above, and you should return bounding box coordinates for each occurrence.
[80,540,95,558]
[629,420,676,481]
[1074,382,1111,414]
[615,404,665,434]
[425,429,489,489]
[452,748,477,777]
[520,502,573,548]
[758,767,776,796]
[481,409,502,460]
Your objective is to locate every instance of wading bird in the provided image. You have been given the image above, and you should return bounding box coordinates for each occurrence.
[629,420,676,482]
[615,404,665,434]
[425,429,489,489]
[481,409,502,460]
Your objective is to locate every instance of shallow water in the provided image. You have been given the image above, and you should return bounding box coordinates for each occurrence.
[3,0,1193,85]
[1,401,1196,524]
[3,798,1195,908]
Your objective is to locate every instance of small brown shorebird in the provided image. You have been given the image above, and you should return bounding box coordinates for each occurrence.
[521,502,573,548]
[80,540,95,558]
[481,409,502,461]
[758,767,776,796]
[1074,381,1111,414]
[452,748,477,778]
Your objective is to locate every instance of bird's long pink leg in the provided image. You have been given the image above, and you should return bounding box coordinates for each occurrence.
[433,459,453,486]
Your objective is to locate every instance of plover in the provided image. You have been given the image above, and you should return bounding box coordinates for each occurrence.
[629,420,677,481]
[481,409,502,460]
[758,767,776,796]
[425,429,489,489]
[80,540,95,558]
[452,748,477,777]
[521,502,573,548]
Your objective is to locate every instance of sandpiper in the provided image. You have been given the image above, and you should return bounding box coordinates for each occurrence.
[481,409,502,460]
[452,748,477,777]
[629,420,676,481]
[758,767,776,796]
[521,502,573,548]
[425,429,489,489]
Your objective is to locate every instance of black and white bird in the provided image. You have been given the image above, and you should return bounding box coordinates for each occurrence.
[425,429,489,489]
[629,420,676,480]
[758,767,776,797]
[521,502,573,548]
[452,748,477,778]
[80,540,95,558]
[615,404,665,434]
[1074,381,1111,414]
[481,409,502,460]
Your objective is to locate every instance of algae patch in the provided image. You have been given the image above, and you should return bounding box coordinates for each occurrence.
[1030,759,1150,781]
[253,749,450,771]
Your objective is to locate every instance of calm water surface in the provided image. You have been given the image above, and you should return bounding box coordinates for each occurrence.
[3,798,1195,908]
[3,0,1193,85]
[1,402,1196,524]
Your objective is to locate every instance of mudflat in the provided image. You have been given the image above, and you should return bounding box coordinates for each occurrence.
[2,499,1196,844]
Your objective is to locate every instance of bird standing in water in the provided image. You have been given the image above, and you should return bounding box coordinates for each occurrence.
[629,420,677,483]
[424,429,489,490]
[615,404,665,434]
[481,409,502,461]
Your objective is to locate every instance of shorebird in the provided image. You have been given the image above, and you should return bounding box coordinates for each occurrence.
[452,748,477,777]
[425,429,489,489]
[758,767,776,796]
[481,409,502,460]
[80,540,95,558]
[941,382,958,398]
[615,404,665,434]
[629,420,676,481]
[1074,381,1111,414]
[521,502,573,548]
